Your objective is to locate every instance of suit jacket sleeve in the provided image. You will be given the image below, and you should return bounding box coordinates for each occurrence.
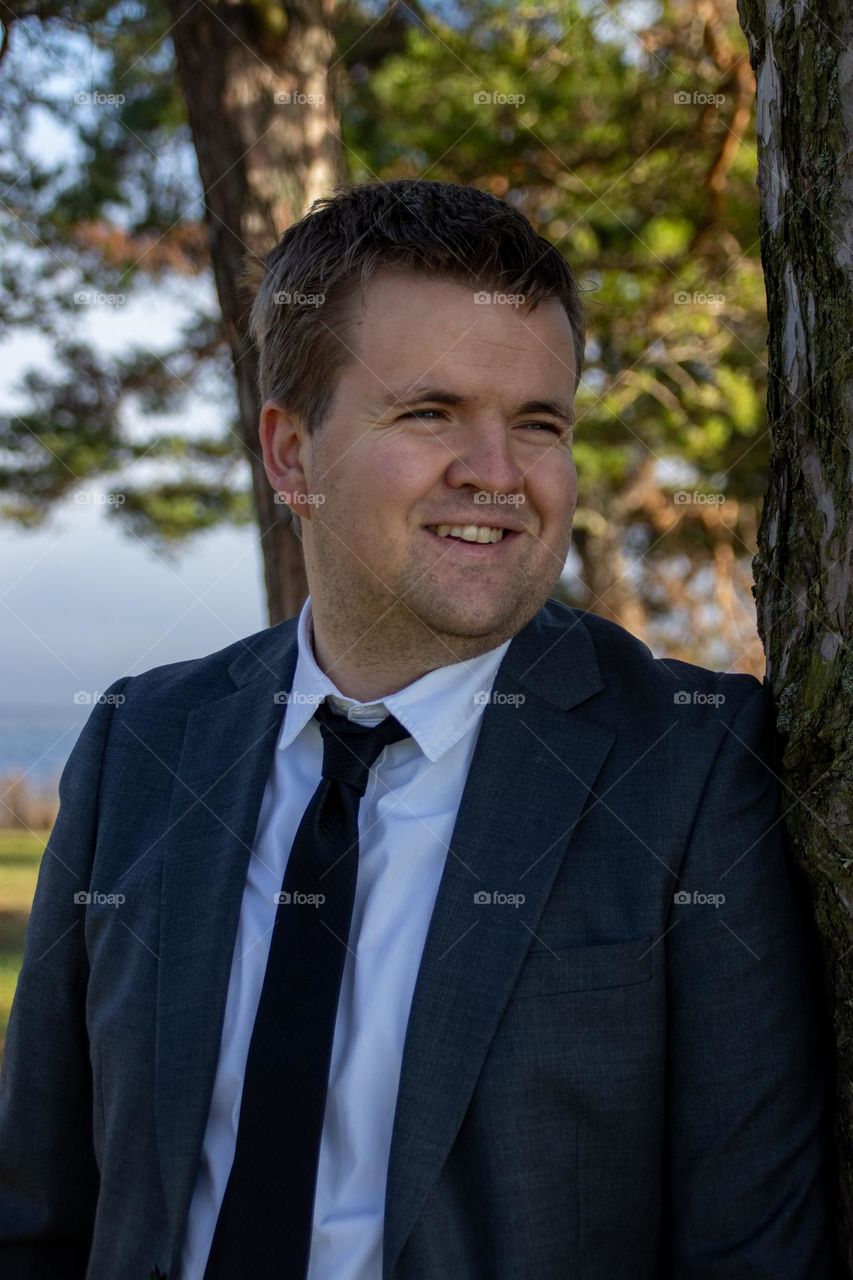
[0,676,131,1279]
[666,680,835,1276]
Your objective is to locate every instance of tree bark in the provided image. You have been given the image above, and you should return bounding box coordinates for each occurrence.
[167,0,346,622]
[737,0,853,1266]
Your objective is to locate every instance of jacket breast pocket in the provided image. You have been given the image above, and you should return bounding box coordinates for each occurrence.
[509,935,653,999]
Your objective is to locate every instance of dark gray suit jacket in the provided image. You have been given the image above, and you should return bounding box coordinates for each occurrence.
[0,600,835,1277]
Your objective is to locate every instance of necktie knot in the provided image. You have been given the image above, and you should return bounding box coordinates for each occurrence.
[314,697,411,797]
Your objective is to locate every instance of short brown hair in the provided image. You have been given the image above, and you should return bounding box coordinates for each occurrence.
[247,178,586,437]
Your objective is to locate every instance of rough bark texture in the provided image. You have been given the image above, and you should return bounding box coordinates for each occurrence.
[737,0,853,1266]
[167,0,346,622]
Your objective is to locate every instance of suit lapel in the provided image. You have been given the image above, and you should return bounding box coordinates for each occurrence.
[382,605,614,1278]
[156,621,299,1253]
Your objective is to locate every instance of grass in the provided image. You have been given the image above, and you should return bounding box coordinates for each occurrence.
[0,828,48,1054]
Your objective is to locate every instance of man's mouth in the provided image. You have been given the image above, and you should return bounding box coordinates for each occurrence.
[423,522,520,544]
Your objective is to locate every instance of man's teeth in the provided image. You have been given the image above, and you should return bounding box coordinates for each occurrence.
[430,523,506,543]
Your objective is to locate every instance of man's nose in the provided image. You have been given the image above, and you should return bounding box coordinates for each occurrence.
[444,421,523,495]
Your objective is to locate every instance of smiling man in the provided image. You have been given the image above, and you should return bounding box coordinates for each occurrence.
[0,179,834,1280]
[261,265,579,697]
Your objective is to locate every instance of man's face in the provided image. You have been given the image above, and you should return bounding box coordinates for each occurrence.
[266,268,578,654]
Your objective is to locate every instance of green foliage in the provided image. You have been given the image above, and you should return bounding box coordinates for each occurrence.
[119,481,254,546]
[0,827,46,1052]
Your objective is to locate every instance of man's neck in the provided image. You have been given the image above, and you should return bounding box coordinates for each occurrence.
[307,605,511,702]
[310,620,442,702]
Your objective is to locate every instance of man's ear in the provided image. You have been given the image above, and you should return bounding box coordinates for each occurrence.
[259,400,315,525]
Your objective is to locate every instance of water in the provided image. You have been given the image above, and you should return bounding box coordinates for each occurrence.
[0,706,88,786]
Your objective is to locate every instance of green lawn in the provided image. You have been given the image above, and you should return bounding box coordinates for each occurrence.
[0,828,48,1053]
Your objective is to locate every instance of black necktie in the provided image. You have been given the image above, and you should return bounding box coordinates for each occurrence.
[203,696,412,1279]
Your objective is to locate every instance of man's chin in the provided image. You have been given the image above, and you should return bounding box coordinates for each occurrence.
[410,595,537,649]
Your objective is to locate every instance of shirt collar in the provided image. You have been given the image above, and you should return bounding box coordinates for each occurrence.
[277,596,513,764]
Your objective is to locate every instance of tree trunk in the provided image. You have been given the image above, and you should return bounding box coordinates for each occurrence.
[736,0,853,1267]
[571,519,649,641]
[167,0,346,622]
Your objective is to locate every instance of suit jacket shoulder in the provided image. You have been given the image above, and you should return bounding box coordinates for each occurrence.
[111,616,299,710]
[538,598,763,722]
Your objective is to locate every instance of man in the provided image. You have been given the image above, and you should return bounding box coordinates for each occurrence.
[0,179,834,1278]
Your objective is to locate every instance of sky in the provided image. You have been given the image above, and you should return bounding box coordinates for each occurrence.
[0,494,267,707]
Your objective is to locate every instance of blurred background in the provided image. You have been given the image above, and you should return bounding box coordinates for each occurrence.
[0,0,767,1046]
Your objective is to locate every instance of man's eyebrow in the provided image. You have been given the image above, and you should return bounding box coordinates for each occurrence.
[378,385,575,424]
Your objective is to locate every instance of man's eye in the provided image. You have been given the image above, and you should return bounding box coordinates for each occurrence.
[519,422,564,435]
[398,409,445,421]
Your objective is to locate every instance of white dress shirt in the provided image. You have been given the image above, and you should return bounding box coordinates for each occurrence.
[180,596,512,1279]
